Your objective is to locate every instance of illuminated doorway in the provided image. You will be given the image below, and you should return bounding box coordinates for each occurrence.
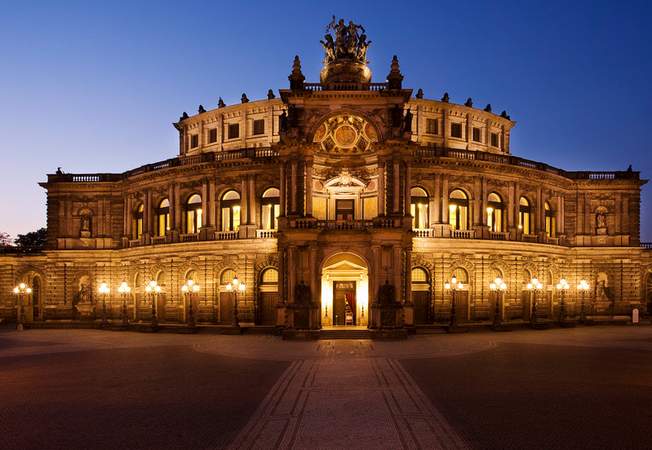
[321,252,368,327]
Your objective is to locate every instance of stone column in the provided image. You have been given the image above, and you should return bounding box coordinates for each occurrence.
[404,162,411,216]
[279,162,286,216]
[433,174,440,224]
[248,175,256,225]
[305,160,313,216]
[241,177,249,225]
[209,179,217,227]
[558,195,565,235]
[144,190,152,238]
[536,187,543,234]
[473,178,481,226]
[480,177,488,227]
[378,162,385,216]
[174,184,182,237]
[124,195,132,238]
[201,180,209,228]
[393,160,400,214]
[290,160,298,215]
[584,193,591,235]
[441,175,449,224]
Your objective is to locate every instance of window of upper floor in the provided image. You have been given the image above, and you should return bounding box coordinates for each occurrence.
[253,119,265,136]
[451,122,463,139]
[228,123,240,140]
[426,118,438,135]
[490,132,499,148]
[472,127,481,143]
[190,134,199,149]
[208,128,218,144]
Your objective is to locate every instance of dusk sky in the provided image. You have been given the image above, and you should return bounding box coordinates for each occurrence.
[1,0,650,240]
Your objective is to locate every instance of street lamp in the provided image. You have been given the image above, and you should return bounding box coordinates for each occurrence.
[556,278,570,325]
[12,283,32,331]
[118,281,131,326]
[145,280,161,329]
[181,279,200,327]
[577,279,590,323]
[490,277,508,330]
[444,275,463,332]
[225,275,245,328]
[526,277,544,327]
[98,281,110,327]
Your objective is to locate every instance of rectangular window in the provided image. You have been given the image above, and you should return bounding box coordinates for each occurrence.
[253,119,265,135]
[208,128,217,143]
[472,127,481,142]
[335,199,355,221]
[426,118,438,135]
[451,123,463,139]
[190,134,199,148]
[491,132,499,147]
[228,123,240,140]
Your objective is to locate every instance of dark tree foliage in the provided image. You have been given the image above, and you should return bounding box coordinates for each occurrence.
[15,228,47,253]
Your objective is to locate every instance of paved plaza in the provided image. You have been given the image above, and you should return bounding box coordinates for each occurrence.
[1,326,651,449]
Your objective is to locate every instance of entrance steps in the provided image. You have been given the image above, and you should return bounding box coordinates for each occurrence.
[319,328,371,339]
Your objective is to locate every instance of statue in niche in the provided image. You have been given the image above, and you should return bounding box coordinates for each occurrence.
[596,209,607,235]
[80,214,91,238]
[294,281,311,305]
[377,280,397,306]
[279,111,288,132]
[403,109,413,133]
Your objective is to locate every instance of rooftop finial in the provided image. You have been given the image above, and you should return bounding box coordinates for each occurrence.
[198,105,206,113]
[267,89,276,100]
[289,55,305,90]
[441,92,450,103]
[319,17,372,84]
[386,55,403,89]
[241,93,249,103]
[218,97,226,108]
[416,88,424,99]
[464,97,473,107]
[484,104,492,112]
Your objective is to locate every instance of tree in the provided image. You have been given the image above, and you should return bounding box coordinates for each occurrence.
[15,228,47,253]
[0,232,13,247]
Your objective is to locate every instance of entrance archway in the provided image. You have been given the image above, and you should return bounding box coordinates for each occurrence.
[321,252,369,327]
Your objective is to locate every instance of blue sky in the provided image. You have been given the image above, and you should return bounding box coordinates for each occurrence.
[1,0,650,240]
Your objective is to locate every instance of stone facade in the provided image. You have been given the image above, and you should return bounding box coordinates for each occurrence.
[2,21,651,330]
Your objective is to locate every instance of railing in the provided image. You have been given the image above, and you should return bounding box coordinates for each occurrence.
[256,229,277,238]
[413,146,640,181]
[489,231,509,240]
[303,82,388,92]
[642,242,652,250]
[179,233,199,242]
[451,229,475,239]
[522,233,539,243]
[128,239,143,247]
[151,236,166,245]
[47,148,280,183]
[215,231,239,240]
[413,228,434,238]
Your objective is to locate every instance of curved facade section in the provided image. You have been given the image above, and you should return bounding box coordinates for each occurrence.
[1,22,650,331]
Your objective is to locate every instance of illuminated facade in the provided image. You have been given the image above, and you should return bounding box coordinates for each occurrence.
[1,19,651,333]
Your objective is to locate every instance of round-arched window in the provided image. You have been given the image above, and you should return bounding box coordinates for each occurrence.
[449,189,469,231]
[410,187,429,229]
[186,194,202,234]
[261,188,280,230]
[221,191,241,232]
[487,192,503,232]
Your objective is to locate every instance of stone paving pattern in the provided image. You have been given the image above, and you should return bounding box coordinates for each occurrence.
[1,326,652,449]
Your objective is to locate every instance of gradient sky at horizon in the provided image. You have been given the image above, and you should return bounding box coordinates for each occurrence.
[1,0,651,240]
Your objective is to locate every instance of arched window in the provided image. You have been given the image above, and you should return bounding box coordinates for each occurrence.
[261,268,279,284]
[411,267,429,284]
[452,267,469,285]
[185,194,202,234]
[220,268,236,286]
[519,196,532,234]
[133,203,144,239]
[544,201,556,237]
[410,187,429,229]
[156,199,170,237]
[221,190,241,232]
[487,192,503,232]
[449,189,469,231]
[261,188,280,230]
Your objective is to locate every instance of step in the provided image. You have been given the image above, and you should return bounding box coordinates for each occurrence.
[319,329,371,339]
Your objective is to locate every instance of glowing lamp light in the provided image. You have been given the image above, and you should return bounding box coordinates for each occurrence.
[26,288,32,294]
[578,279,590,291]
[98,282,110,295]
[118,281,131,294]
[19,283,26,290]
[12,287,19,294]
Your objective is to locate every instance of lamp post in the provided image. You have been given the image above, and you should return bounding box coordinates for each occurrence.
[490,277,508,330]
[527,277,544,328]
[98,281,110,327]
[444,275,463,332]
[556,278,570,325]
[118,281,131,327]
[182,279,200,328]
[12,283,32,331]
[578,279,590,324]
[225,275,245,328]
[145,280,161,330]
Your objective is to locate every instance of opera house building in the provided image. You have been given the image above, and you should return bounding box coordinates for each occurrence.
[2,21,650,337]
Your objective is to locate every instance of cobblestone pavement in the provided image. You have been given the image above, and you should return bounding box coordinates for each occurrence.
[1,326,652,449]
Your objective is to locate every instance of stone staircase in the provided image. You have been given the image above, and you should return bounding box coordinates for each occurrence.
[319,328,371,339]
